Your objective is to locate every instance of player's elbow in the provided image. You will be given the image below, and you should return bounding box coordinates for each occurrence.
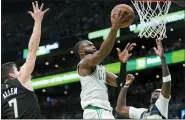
[115,106,121,113]
[115,106,123,113]
[115,106,128,115]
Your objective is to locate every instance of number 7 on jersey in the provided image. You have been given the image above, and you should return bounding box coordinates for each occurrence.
[8,98,18,118]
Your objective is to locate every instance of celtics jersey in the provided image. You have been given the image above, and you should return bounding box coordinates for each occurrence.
[78,63,112,111]
[1,79,41,119]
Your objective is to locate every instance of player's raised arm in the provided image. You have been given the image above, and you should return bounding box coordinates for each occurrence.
[18,1,49,84]
[115,74,135,117]
[106,43,136,87]
[83,10,130,67]
[153,39,171,98]
[116,74,147,119]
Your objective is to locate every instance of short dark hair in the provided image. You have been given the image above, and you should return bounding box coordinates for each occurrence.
[1,62,17,82]
[74,40,87,59]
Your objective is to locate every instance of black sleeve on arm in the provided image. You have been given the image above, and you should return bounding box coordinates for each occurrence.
[116,63,126,87]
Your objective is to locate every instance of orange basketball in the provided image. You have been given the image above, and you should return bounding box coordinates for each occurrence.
[111,4,135,28]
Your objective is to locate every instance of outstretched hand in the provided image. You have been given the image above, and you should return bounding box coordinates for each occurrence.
[125,74,135,86]
[112,10,130,29]
[153,39,164,58]
[117,43,136,63]
[28,1,49,22]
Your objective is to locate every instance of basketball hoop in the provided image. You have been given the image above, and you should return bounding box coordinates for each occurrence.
[131,0,171,39]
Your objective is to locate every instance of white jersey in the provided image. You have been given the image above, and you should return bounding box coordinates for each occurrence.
[129,93,170,119]
[78,63,112,111]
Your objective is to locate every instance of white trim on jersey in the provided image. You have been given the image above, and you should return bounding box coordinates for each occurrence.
[155,93,171,118]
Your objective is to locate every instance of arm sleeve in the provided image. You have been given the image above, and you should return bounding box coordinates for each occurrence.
[129,107,147,119]
[155,93,171,118]
[116,63,126,87]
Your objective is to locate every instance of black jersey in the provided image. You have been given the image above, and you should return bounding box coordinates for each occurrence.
[1,79,41,119]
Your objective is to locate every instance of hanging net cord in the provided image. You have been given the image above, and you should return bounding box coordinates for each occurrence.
[131,0,171,39]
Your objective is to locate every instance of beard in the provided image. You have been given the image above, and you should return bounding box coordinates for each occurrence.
[84,50,95,55]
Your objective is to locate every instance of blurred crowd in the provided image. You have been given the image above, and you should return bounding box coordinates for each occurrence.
[2,0,185,79]
[31,37,185,78]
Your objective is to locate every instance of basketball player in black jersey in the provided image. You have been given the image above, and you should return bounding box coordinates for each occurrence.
[1,1,49,119]
[116,39,171,119]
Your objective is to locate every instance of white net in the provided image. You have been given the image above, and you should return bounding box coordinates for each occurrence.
[131,0,171,39]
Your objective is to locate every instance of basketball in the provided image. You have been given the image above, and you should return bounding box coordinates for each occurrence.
[111,4,135,28]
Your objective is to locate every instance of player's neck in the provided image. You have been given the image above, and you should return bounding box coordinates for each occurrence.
[80,56,85,60]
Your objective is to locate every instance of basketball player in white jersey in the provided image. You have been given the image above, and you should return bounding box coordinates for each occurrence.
[74,10,136,119]
[116,39,171,119]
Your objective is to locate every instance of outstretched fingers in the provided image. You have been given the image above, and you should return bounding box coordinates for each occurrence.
[32,2,36,11]
[35,1,39,9]
[116,48,121,55]
[43,8,49,14]
[124,43,130,50]
[153,47,158,54]
[128,43,136,52]
[28,11,34,16]
[40,3,44,11]
[156,39,163,47]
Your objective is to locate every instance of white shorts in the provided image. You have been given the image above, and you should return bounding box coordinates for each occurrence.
[83,107,115,119]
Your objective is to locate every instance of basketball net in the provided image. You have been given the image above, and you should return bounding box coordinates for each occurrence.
[131,0,171,40]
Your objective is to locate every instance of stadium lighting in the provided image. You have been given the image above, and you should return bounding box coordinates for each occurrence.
[64,91,68,95]
[170,28,174,31]
[70,51,74,54]
[45,62,49,65]
[42,89,46,93]
[55,64,59,68]
[62,58,66,61]
[142,45,145,49]
[156,75,160,78]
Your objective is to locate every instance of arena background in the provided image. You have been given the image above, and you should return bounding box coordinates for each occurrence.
[1,0,185,119]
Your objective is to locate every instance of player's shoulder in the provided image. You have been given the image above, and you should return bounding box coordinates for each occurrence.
[78,55,93,67]
[81,54,94,62]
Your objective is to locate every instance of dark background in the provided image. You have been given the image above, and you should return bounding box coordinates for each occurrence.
[1,0,185,119]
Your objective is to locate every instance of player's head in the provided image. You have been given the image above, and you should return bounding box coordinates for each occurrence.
[1,62,19,82]
[150,89,161,104]
[75,40,97,59]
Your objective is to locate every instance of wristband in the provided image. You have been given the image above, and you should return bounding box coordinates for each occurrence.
[163,74,171,82]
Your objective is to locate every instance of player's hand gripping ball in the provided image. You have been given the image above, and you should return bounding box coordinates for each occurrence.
[111,4,135,28]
